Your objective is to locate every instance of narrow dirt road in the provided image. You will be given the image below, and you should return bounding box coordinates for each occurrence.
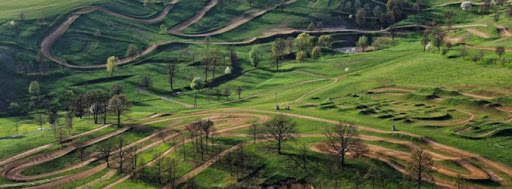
[467,29,490,39]
[170,0,298,37]
[168,0,218,35]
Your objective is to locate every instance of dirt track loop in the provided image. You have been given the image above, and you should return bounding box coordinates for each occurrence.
[2,108,512,188]
[41,0,471,69]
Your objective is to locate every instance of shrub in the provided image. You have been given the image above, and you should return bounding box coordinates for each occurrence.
[311,46,321,59]
[296,51,307,62]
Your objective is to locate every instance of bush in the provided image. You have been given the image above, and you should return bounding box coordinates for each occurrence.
[311,46,321,59]
[296,51,307,62]
[372,37,393,50]
[139,75,152,89]
[8,102,23,116]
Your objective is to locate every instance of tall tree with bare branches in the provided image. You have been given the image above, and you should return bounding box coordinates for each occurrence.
[408,148,435,189]
[263,115,297,154]
[98,141,115,167]
[324,121,366,167]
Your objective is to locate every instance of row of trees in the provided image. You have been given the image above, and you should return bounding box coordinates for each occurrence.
[260,34,333,70]
[15,82,132,144]
[421,25,508,66]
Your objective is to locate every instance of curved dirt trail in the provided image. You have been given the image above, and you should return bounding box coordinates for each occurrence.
[76,169,117,189]
[2,127,131,181]
[0,124,112,169]
[170,0,298,37]
[419,110,475,127]
[4,109,511,188]
[223,108,512,178]
[102,113,271,189]
[294,77,342,102]
[167,0,218,35]
[467,29,490,39]
[40,0,180,69]
[3,113,267,188]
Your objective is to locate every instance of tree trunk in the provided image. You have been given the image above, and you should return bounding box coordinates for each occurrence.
[117,113,121,127]
[277,140,281,154]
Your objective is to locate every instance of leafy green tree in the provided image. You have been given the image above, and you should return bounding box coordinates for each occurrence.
[110,84,123,97]
[355,8,367,26]
[357,36,369,52]
[8,102,22,116]
[108,94,131,127]
[190,77,204,108]
[106,56,119,76]
[125,44,139,58]
[272,38,286,71]
[160,24,167,34]
[295,32,313,52]
[307,22,315,31]
[318,35,333,48]
[249,45,262,68]
[29,81,40,96]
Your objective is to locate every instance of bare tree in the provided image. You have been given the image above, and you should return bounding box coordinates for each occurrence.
[496,47,505,60]
[54,127,68,145]
[224,88,231,100]
[263,115,297,154]
[76,148,86,162]
[98,141,115,167]
[166,60,179,91]
[300,143,308,169]
[236,86,242,99]
[108,94,132,127]
[165,157,179,189]
[324,121,366,167]
[250,123,258,144]
[365,162,382,189]
[159,130,169,144]
[127,147,139,177]
[408,148,435,189]
[154,155,165,186]
[117,136,127,173]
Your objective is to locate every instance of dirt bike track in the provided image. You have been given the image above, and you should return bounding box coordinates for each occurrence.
[39,0,504,69]
[13,1,512,188]
[2,107,512,188]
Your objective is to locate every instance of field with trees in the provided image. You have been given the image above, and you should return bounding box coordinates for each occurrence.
[2,0,512,188]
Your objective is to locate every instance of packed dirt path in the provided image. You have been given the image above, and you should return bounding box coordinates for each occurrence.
[167,0,218,35]
[162,140,264,188]
[0,124,112,168]
[467,28,490,38]
[294,77,342,102]
[40,0,180,69]
[170,0,298,37]
[4,108,511,188]
[76,169,117,189]
[222,108,512,178]
[419,110,475,127]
